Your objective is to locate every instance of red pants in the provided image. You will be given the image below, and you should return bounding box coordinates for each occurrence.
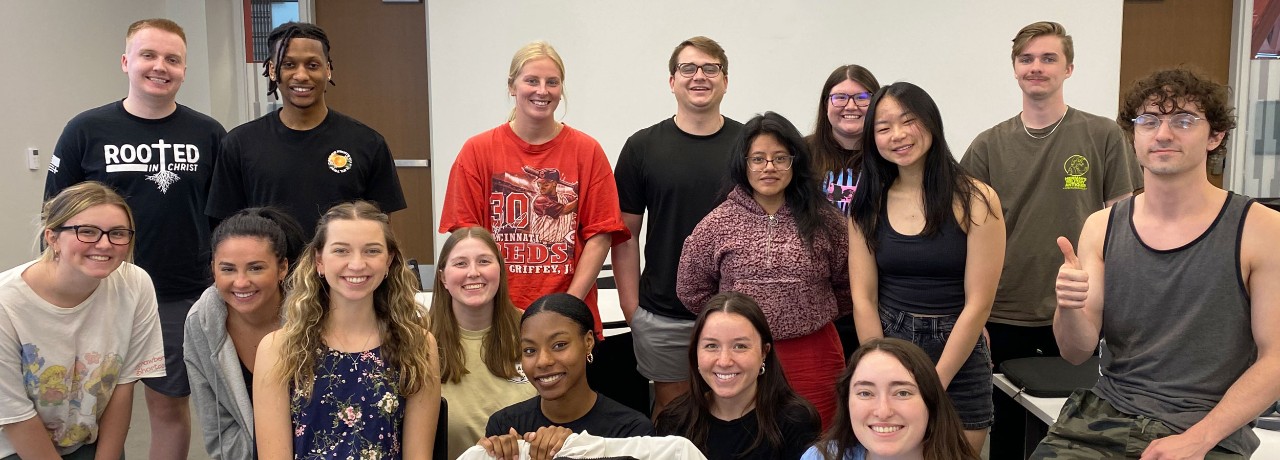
[773,322,844,430]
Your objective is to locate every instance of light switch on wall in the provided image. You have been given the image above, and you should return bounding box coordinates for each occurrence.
[27,148,39,171]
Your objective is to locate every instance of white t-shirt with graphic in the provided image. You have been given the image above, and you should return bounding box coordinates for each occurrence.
[0,261,165,456]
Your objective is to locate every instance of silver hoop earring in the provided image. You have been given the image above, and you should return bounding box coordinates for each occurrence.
[586,353,594,364]
[759,364,766,375]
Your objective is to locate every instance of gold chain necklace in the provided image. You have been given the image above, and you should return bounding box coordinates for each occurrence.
[1023,111,1067,140]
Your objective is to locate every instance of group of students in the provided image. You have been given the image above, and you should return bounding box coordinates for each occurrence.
[3,11,1276,460]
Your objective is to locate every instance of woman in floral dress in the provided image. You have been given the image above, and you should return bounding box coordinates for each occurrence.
[254,201,441,459]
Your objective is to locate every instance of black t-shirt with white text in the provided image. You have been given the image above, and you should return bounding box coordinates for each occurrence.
[46,100,225,301]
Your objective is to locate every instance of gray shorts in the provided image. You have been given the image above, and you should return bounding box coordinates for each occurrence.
[142,296,195,398]
[630,307,695,382]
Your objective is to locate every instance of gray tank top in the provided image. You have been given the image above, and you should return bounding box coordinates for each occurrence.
[1094,193,1257,455]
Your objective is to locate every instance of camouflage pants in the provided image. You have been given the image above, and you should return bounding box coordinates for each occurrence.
[1030,389,1244,459]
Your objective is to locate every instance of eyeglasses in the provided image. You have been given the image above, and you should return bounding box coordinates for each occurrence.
[829,92,872,108]
[676,62,723,78]
[1131,113,1204,132]
[56,225,135,245]
[746,155,794,171]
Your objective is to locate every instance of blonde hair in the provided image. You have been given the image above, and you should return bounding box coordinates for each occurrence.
[506,41,567,122]
[126,18,187,45]
[275,201,434,398]
[41,181,135,263]
[430,227,523,383]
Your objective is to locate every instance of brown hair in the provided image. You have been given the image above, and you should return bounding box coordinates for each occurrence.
[655,292,817,456]
[1011,21,1073,64]
[430,227,523,383]
[126,18,186,45]
[1117,67,1235,155]
[815,338,979,460]
[668,36,728,76]
[808,64,882,176]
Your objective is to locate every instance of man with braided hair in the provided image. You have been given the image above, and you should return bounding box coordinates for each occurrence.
[44,18,224,459]
[206,21,405,237]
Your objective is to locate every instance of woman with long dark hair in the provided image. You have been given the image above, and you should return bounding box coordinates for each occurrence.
[678,111,850,428]
[655,292,819,459]
[847,82,1004,454]
[809,64,882,215]
[803,338,979,460]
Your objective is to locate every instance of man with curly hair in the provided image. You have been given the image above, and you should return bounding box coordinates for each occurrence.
[1035,68,1280,458]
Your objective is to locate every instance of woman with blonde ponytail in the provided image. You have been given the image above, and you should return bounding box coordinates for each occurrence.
[439,41,628,338]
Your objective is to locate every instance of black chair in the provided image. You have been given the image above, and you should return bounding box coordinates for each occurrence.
[407,258,424,291]
[586,328,651,417]
[434,397,448,458]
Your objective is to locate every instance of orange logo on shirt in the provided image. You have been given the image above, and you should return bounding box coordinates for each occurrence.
[327,150,353,173]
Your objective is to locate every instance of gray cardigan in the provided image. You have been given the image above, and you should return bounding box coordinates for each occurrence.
[184,286,259,460]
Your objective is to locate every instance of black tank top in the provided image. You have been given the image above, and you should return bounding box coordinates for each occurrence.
[874,205,968,315]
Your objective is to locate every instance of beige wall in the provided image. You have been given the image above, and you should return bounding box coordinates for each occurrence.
[0,2,239,268]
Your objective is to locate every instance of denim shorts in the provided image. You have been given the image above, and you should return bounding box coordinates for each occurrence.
[880,304,993,429]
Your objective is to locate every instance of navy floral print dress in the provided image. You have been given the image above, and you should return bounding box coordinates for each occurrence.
[292,347,405,459]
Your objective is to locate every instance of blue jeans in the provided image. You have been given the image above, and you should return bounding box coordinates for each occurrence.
[880,304,993,429]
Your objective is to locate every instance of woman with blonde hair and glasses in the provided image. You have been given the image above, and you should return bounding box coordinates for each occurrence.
[440,41,628,338]
[0,181,164,459]
[254,201,440,459]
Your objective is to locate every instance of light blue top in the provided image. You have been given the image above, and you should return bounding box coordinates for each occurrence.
[800,442,865,460]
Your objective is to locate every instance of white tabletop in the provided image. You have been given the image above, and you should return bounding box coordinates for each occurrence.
[415,289,629,335]
[994,373,1280,455]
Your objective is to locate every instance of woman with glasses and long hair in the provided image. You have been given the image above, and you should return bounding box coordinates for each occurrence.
[0,181,164,459]
[184,207,305,460]
[430,227,537,459]
[809,65,882,216]
[808,65,882,361]
[848,82,1004,455]
[439,41,628,338]
[254,201,440,459]
[655,292,819,459]
[678,112,850,429]
[802,338,979,460]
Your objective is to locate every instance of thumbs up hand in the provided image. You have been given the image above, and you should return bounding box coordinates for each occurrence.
[1056,236,1089,310]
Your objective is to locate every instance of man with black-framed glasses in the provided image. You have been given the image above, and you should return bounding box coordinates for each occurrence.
[613,36,743,420]
[43,18,225,460]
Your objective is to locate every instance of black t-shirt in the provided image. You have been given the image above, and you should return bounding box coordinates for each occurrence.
[614,117,744,319]
[658,403,819,460]
[205,109,406,238]
[485,393,654,438]
[46,100,225,301]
